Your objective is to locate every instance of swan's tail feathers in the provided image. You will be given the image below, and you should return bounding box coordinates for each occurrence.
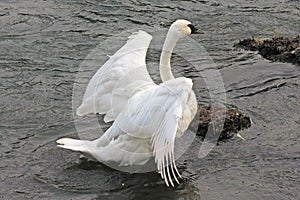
[56,138,90,152]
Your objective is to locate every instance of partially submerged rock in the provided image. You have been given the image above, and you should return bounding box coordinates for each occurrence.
[234,36,300,65]
[191,106,251,141]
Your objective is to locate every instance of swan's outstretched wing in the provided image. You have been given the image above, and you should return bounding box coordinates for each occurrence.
[104,77,193,186]
[77,31,155,122]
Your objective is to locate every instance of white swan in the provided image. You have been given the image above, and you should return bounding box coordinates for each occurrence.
[57,19,203,186]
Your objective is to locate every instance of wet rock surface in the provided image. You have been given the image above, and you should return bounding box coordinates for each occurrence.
[234,36,300,65]
[192,106,251,141]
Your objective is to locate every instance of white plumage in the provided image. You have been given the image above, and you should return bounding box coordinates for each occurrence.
[76,30,155,122]
[57,19,201,187]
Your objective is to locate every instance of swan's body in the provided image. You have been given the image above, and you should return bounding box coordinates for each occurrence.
[57,20,201,186]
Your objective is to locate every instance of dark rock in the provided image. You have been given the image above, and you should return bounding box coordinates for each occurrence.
[191,106,251,141]
[234,36,300,65]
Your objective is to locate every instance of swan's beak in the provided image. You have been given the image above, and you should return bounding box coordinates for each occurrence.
[193,28,204,34]
[188,24,204,34]
[191,29,204,34]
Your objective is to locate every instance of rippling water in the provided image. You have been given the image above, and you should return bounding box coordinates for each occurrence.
[0,0,299,199]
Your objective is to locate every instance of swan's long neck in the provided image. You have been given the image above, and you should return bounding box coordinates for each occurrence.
[159,30,179,82]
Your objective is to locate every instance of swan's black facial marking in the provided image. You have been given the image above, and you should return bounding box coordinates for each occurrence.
[188,24,203,34]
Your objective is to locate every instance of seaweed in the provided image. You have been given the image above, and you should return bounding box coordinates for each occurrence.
[191,106,251,141]
[234,36,300,65]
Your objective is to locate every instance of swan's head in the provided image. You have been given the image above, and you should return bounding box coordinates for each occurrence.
[170,19,203,38]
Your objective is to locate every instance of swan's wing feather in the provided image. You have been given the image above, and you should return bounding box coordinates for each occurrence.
[77,31,155,122]
[114,77,193,186]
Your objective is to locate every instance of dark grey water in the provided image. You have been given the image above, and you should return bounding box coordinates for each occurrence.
[1,0,299,199]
